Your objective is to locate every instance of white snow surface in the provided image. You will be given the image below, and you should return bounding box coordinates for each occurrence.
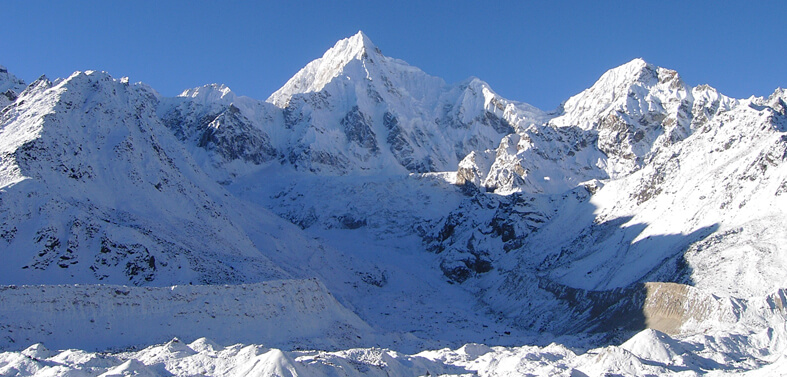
[2,313,787,377]
[1,31,787,376]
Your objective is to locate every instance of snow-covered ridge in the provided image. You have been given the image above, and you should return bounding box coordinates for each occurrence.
[460,57,748,194]
[178,83,236,104]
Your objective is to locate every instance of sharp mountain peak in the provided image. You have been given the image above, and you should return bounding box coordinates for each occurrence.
[266,32,397,107]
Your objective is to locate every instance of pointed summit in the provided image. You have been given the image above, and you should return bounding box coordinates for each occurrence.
[267,31,385,107]
[603,58,652,81]
[589,58,682,94]
[565,58,659,114]
[345,30,380,56]
[552,58,687,130]
[320,30,381,63]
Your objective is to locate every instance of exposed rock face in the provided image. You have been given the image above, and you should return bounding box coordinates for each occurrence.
[342,106,378,152]
[424,186,552,283]
[159,84,283,180]
[341,106,379,163]
[193,105,277,165]
[642,282,718,334]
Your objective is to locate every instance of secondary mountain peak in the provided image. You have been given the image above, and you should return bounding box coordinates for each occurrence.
[550,58,689,136]
[553,58,687,127]
[0,65,27,108]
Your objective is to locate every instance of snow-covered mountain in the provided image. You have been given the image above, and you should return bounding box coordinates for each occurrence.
[0,70,300,286]
[163,32,548,178]
[435,58,787,340]
[459,58,737,194]
[1,31,786,376]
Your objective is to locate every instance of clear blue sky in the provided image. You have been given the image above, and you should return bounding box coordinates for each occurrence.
[2,1,784,110]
